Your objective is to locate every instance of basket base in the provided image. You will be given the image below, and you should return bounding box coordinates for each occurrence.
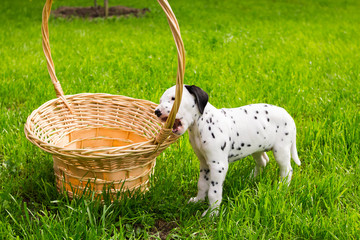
[53,127,156,199]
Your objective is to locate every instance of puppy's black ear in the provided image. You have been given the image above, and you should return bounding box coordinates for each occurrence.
[185,85,209,114]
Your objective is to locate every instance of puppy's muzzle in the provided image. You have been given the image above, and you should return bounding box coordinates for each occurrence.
[154,108,183,135]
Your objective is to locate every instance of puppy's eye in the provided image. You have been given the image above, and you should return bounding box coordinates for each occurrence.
[171,97,175,101]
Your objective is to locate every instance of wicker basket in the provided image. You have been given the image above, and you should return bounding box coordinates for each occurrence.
[24,0,185,199]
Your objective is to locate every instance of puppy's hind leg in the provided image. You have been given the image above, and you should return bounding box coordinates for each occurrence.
[251,152,268,178]
[273,146,293,185]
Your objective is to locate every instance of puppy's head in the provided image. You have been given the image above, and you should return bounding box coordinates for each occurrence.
[155,85,208,135]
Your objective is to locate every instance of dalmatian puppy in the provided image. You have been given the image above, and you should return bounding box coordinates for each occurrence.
[155,85,301,216]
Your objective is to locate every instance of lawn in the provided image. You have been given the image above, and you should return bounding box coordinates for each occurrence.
[1,0,360,238]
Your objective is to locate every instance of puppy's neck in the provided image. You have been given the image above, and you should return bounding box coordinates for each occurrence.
[188,102,217,133]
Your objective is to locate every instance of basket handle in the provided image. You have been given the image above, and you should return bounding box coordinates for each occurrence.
[154,0,185,144]
[41,0,185,144]
[42,0,73,113]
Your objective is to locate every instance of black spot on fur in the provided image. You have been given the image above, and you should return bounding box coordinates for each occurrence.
[285,132,289,135]
[247,144,251,147]
[218,170,222,173]
[256,111,259,114]
[241,143,245,147]
[219,128,223,133]
[212,133,215,139]
[259,145,262,147]
[221,142,227,151]
[203,141,206,144]
[285,122,287,126]
[244,109,248,114]
[267,118,270,122]
[232,142,235,149]
[265,110,268,114]
[254,116,257,120]
[214,190,217,193]
[237,132,239,136]
[209,126,211,131]
[237,147,241,150]
[257,131,259,134]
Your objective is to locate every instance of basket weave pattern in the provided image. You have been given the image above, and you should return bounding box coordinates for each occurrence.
[25,0,185,197]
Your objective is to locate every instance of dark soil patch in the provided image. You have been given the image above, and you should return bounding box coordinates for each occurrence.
[53,6,149,18]
[150,219,178,240]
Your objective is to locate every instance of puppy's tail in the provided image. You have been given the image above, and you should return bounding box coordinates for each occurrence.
[291,136,301,166]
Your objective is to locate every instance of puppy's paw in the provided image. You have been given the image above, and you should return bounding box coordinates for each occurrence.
[262,152,270,163]
[188,197,204,204]
[201,208,219,217]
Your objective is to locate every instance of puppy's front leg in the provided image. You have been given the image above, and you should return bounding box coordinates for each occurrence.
[189,159,209,203]
[202,156,229,217]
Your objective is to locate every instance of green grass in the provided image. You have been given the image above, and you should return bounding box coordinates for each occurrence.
[1,0,360,238]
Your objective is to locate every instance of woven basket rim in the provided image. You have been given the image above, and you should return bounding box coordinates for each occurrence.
[25,93,179,159]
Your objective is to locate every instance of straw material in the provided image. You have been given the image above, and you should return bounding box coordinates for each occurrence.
[24,0,185,197]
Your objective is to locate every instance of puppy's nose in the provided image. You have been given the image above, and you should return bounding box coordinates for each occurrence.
[155,109,162,117]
